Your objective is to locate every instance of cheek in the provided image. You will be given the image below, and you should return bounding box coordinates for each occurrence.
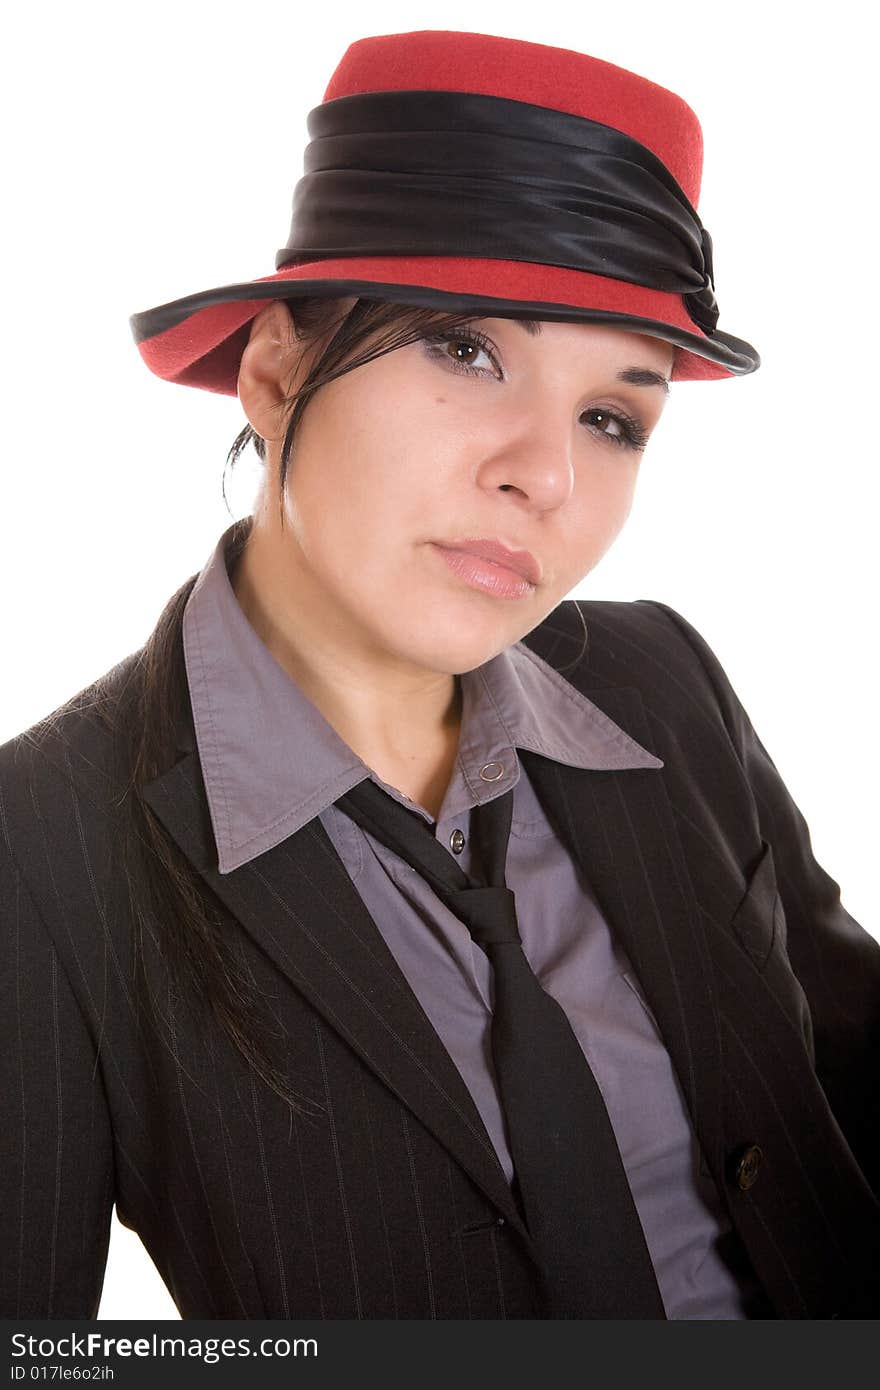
[557,468,639,571]
[285,404,439,568]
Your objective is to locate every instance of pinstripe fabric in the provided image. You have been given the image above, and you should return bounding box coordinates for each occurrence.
[178,520,753,1318]
[1,596,879,1318]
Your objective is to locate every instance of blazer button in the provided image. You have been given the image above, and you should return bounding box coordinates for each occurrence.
[732,1144,764,1191]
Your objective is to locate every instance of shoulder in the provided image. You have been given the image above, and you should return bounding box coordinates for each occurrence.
[523,596,733,714]
[0,648,143,774]
[0,649,144,858]
[521,595,756,780]
[0,563,198,813]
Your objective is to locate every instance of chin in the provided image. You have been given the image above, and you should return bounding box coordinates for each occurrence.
[383,626,492,675]
[374,592,527,672]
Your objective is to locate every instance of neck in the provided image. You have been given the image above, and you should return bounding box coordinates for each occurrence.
[230,512,463,810]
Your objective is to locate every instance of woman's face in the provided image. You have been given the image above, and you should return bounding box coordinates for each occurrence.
[247,308,674,677]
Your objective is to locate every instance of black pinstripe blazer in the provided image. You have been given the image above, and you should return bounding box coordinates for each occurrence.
[1,596,878,1319]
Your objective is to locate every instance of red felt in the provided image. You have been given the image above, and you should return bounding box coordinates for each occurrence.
[324,31,703,206]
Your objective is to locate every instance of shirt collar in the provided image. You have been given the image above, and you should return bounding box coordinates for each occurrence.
[183,521,664,874]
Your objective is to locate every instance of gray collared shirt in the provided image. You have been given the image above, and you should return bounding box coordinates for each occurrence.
[182,520,758,1319]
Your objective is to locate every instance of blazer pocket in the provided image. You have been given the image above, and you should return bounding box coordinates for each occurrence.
[729,838,786,971]
[729,838,816,1063]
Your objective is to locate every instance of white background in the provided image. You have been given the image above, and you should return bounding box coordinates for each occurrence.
[2,0,876,1320]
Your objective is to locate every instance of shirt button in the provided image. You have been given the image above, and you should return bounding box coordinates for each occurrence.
[479,761,505,782]
[449,828,466,854]
[732,1144,764,1191]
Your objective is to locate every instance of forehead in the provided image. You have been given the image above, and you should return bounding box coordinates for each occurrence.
[487,316,676,377]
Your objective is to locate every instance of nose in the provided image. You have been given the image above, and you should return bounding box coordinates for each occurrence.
[476,398,576,513]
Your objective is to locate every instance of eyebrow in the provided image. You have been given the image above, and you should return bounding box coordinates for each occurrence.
[511,320,670,394]
[616,367,670,394]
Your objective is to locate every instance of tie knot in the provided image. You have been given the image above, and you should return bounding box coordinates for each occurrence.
[446,884,521,949]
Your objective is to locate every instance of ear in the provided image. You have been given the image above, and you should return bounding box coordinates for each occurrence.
[237,301,300,443]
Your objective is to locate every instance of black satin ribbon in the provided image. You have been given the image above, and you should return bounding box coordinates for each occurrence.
[276,90,719,334]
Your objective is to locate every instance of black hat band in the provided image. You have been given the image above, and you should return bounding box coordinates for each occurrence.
[276,90,719,335]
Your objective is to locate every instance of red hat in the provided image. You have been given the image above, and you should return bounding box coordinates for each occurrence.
[130,30,760,392]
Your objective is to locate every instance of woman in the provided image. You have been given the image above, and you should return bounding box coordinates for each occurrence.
[1,29,878,1320]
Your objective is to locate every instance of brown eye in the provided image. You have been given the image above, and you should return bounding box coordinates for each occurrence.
[583,408,623,439]
[446,340,480,364]
[581,406,649,453]
[421,329,502,378]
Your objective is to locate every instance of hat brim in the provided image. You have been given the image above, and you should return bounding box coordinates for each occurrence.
[130,255,760,393]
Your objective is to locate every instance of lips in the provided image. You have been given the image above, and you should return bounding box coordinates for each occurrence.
[432,538,541,585]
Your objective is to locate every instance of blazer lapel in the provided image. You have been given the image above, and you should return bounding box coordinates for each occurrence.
[521,684,724,1177]
[143,678,724,1239]
[143,747,533,1242]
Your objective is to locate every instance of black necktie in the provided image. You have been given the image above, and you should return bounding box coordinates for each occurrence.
[336,775,666,1319]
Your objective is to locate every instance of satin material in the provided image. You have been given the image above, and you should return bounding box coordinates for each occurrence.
[277,90,719,334]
